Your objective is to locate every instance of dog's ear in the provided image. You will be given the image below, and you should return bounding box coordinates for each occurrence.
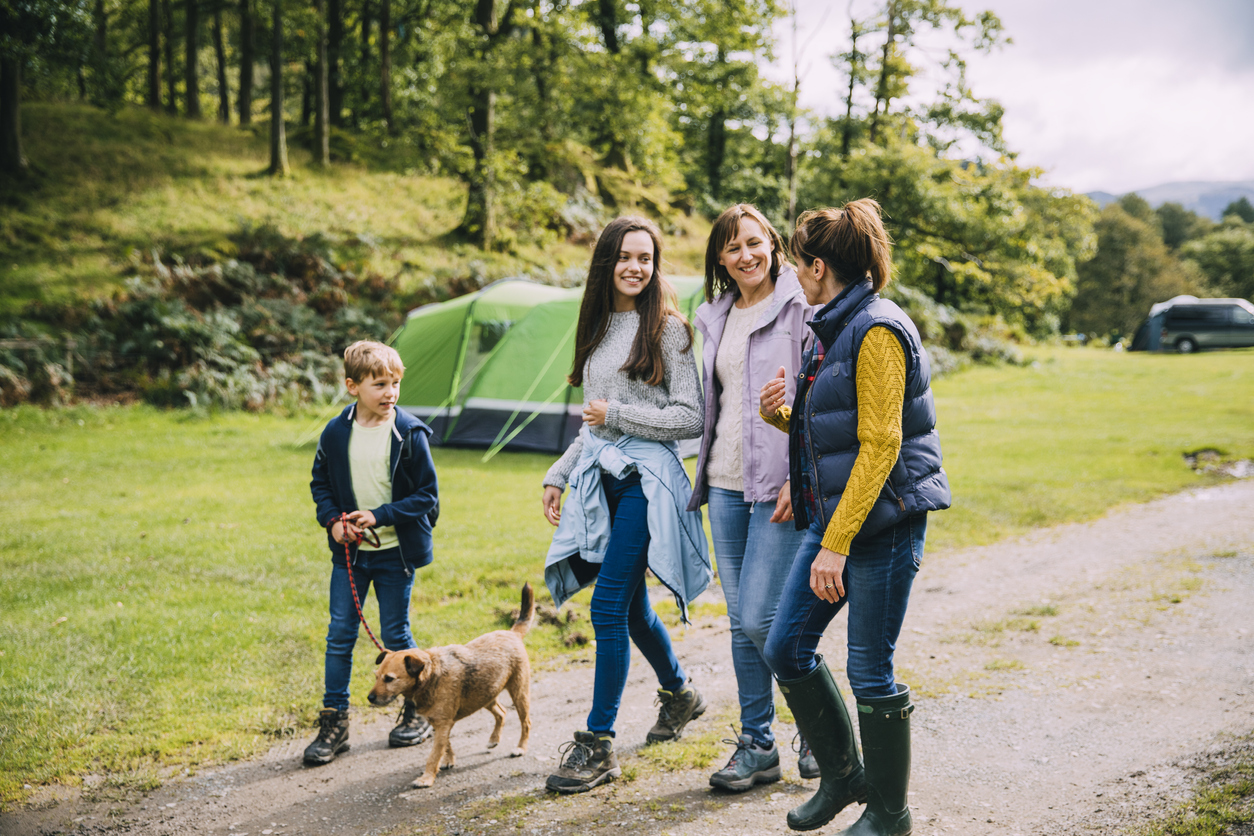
[403,654,426,678]
[375,651,388,665]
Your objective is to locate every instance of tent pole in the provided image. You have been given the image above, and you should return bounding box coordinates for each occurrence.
[443,293,480,442]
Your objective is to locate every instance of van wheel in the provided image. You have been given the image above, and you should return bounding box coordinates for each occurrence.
[1176,337,1197,354]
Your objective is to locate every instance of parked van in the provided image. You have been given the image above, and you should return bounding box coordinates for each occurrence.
[1130,297,1254,352]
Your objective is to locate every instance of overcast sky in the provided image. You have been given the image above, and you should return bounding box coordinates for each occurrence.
[765,0,1254,195]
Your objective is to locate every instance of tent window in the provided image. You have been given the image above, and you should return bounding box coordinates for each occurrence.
[479,320,514,353]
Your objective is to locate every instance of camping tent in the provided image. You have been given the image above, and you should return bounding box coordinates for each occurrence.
[391,276,706,456]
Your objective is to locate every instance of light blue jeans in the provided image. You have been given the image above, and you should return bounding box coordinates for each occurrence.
[707,486,807,747]
[764,513,925,699]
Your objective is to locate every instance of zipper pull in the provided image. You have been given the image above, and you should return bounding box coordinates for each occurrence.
[897,497,906,512]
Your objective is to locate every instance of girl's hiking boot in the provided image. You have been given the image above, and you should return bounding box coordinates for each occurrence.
[709,731,782,792]
[646,681,707,743]
[797,733,820,779]
[388,700,433,747]
[303,708,350,765]
[545,731,620,794]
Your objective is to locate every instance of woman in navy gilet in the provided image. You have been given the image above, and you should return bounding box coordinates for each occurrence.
[759,199,950,835]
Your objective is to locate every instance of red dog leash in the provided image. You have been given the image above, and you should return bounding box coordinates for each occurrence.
[329,513,387,653]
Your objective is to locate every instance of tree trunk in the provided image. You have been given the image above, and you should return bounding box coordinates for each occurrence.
[147,0,162,107]
[212,2,230,123]
[379,0,391,133]
[163,0,178,112]
[313,0,329,165]
[357,0,370,126]
[0,56,26,175]
[869,0,896,145]
[595,0,619,53]
[841,16,861,157]
[300,60,312,127]
[238,0,253,124]
[185,0,201,117]
[268,0,289,175]
[456,0,504,248]
[707,107,725,204]
[327,0,342,126]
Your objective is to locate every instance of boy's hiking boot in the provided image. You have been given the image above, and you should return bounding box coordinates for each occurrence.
[709,731,781,792]
[545,731,620,794]
[303,708,350,765]
[797,733,820,779]
[646,681,707,743]
[388,700,433,748]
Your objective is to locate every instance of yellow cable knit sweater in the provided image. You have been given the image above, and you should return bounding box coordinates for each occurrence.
[761,326,906,554]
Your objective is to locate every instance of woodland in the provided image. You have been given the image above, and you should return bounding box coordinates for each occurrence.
[1,0,1252,407]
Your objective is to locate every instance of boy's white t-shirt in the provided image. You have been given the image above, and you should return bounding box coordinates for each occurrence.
[348,415,398,551]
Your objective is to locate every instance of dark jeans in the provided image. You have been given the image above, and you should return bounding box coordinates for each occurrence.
[323,546,416,710]
[587,471,687,736]
[707,486,807,746]
[763,514,925,700]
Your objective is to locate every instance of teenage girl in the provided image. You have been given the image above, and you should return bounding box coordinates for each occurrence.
[541,216,711,794]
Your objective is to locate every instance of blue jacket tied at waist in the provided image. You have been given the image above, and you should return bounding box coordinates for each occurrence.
[545,427,712,622]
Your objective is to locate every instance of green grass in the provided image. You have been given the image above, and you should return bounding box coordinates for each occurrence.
[1131,742,1254,836]
[0,103,709,317]
[928,346,1254,551]
[0,347,1252,804]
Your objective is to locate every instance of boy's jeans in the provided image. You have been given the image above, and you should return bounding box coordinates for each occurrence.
[764,513,926,700]
[587,471,687,736]
[323,546,416,710]
[707,486,806,747]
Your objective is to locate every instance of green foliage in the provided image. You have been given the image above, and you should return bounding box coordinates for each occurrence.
[1155,202,1214,251]
[1180,219,1254,302]
[1069,203,1204,338]
[1223,196,1254,224]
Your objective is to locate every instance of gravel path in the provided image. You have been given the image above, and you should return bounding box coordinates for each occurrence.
[7,479,1254,836]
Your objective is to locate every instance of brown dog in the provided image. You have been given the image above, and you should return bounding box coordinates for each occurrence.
[368,582,534,788]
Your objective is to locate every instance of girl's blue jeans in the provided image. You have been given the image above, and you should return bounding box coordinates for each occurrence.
[323,546,416,710]
[587,471,687,736]
[707,486,807,747]
[763,513,926,700]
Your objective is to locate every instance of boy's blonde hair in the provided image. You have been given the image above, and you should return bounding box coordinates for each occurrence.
[343,340,405,382]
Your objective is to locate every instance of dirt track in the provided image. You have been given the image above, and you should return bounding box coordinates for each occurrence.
[6,479,1254,836]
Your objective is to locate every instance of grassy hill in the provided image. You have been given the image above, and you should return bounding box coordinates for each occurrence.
[0,103,709,319]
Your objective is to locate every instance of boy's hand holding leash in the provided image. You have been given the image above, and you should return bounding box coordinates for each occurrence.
[330,518,363,544]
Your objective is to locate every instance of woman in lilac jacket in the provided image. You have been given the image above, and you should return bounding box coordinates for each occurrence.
[688,204,814,792]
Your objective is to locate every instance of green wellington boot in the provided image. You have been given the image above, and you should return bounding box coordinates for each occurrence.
[777,656,867,831]
[838,684,914,836]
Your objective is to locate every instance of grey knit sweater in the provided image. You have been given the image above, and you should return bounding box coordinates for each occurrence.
[543,311,704,489]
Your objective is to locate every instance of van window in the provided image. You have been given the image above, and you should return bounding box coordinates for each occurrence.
[1168,306,1228,324]
[1234,308,1254,326]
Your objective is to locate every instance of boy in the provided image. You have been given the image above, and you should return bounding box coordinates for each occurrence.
[304,340,440,766]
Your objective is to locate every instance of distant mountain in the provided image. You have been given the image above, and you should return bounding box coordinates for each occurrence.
[1086,181,1254,220]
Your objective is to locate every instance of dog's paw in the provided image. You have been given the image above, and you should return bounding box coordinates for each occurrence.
[509,747,526,758]
[439,762,454,771]
[411,775,435,789]
[486,739,499,749]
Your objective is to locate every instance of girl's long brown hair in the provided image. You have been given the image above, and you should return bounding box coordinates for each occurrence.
[789,198,893,291]
[569,216,693,388]
[703,203,791,302]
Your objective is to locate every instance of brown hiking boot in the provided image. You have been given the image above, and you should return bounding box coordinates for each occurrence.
[388,700,433,748]
[545,731,621,794]
[303,708,350,765]
[646,681,707,743]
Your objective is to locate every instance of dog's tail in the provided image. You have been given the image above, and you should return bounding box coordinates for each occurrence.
[511,582,536,637]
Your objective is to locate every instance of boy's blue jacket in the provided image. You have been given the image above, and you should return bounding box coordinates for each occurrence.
[544,427,711,623]
[310,404,439,571]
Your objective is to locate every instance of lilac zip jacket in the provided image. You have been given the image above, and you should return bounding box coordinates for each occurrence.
[687,265,814,511]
